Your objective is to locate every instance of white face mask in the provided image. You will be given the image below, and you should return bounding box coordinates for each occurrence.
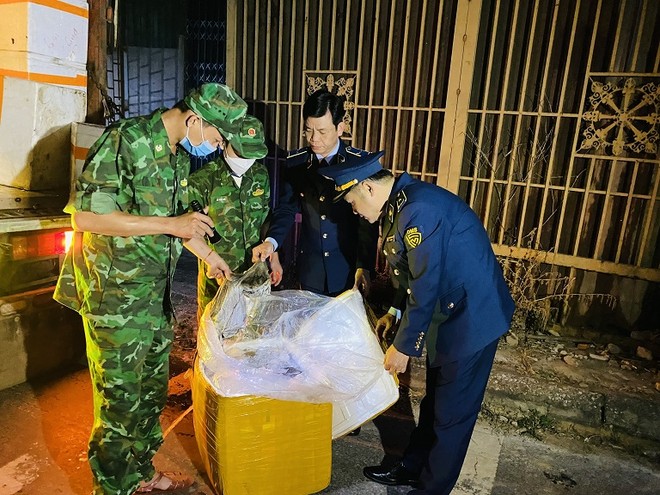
[225,154,256,176]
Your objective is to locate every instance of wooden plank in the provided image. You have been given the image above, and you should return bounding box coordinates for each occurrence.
[438,0,483,192]
[86,0,107,124]
[492,244,660,282]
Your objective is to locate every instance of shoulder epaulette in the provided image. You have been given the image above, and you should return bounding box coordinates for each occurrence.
[396,190,408,211]
[286,147,311,167]
[344,145,369,157]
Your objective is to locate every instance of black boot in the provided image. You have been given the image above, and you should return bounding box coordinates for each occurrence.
[363,462,420,487]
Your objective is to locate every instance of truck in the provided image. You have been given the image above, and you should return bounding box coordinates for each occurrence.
[0,0,98,390]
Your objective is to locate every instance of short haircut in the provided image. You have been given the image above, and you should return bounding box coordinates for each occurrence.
[174,100,211,127]
[344,169,394,198]
[366,168,394,183]
[303,88,345,126]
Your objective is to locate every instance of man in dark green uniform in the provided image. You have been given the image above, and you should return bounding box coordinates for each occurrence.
[54,84,246,495]
[188,115,281,321]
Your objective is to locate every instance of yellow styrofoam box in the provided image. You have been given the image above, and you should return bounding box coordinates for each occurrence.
[192,360,332,495]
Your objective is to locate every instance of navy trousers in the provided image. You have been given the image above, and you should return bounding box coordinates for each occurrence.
[403,339,499,495]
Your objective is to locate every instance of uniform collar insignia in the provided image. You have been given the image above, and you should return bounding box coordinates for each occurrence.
[396,190,407,211]
[388,203,394,222]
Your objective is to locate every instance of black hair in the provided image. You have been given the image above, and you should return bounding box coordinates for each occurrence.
[173,100,190,112]
[366,168,394,183]
[174,100,211,127]
[303,88,345,126]
[340,168,394,200]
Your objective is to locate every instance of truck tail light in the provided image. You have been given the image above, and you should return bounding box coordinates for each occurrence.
[11,230,72,261]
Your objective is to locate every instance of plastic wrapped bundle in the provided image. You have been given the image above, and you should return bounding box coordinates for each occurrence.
[197,262,397,406]
[192,359,332,495]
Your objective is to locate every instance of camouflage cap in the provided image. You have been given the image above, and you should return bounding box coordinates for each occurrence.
[184,83,247,137]
[228,115,268,159]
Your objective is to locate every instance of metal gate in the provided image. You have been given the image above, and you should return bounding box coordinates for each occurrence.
[227,0,659,292]
[457,0,659,285]
[105,0,226,123]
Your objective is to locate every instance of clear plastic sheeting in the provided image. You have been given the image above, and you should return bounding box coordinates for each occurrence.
[197,262,393,404]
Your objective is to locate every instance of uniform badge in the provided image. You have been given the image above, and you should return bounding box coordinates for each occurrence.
[396,191,407,211]
[253,188,264,196]
[247,127,256,137]
[180,178,188,187]
[404,227,422,248]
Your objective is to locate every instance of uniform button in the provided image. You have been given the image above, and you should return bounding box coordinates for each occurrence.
[391,248,396,253]
[155,143,163,152]
[300,192,305,197]
[447,302,455,309]
[383,249,388,255]
[322,233,328,239]
[406,288,411,294]
[321,215,327,220]
[394,269,400,275]
[319,195,325,202]
[324,251,330,257]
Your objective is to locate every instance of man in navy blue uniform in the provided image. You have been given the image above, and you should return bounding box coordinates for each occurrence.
[322,151,514,495]
[251,88,377,296]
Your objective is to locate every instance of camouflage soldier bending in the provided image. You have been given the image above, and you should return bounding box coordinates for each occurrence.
[188,114,282,322]
[54,84,247,495]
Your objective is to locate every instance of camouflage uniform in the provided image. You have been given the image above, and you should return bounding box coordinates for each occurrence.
[188,115,271,320]
[55,82,248,494]
[53,108,191,495]
[188,157,270,319]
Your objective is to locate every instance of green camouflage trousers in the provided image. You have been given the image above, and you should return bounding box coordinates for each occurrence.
[83,311,172,495]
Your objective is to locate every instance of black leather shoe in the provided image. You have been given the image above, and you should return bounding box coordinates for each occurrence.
[363,462,420,487]
[347,426,361,436]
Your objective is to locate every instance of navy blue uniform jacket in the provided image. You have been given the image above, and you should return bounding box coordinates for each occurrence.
[267,141,378,294]
[382,173,514,366]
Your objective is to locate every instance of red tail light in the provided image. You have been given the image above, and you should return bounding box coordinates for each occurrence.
[11,230,72,260]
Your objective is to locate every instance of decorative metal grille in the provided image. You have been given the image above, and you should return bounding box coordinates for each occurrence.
[579,77,659,156]
[457,0,659,282]
[228,0,659,284]
[303,71,358,140]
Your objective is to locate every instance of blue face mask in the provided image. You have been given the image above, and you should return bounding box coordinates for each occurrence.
[179,119,217,157]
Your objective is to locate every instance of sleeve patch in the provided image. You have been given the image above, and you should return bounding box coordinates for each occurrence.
[404,226,423,248]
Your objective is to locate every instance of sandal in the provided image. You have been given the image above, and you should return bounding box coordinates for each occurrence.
[135,472,196,494]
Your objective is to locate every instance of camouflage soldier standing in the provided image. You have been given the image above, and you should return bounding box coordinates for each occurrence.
[54,84,246,495]
[188,115,282,321]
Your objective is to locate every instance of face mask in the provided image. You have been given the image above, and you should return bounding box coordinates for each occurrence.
[225,154,256,176]
[179,119,217,157]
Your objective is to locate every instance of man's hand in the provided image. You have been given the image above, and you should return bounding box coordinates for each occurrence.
[375,313,396,340]
[384,345,410,376]
[268,252,283,286]
[169,211,215,240]
[252,240,275,262]
[205,251,233,281]
[353,268,371,296]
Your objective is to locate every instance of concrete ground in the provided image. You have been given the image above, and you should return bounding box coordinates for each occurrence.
[2,251,658,494]
[1,363,659,495]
